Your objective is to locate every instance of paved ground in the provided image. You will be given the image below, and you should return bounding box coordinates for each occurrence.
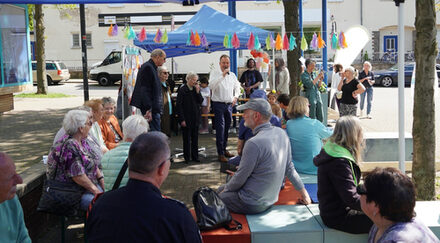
[3,82,440,242]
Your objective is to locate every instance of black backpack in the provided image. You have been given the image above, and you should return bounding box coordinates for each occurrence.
[192,187,242,231]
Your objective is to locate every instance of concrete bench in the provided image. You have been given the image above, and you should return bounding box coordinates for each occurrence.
[298,173,318,184]
[247,205,323,243]
[306,204,368,243]
[363,132,413,162]
[414,201,440,238]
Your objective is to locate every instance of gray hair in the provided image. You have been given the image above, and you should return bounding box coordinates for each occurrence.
[128,132,170,174]
[157,66,168,74]
[151,49,165,58]
[329,116,364,163]
[345,66,358,79]
[102,97,115,106]
[363,61,372,71]
[122,115,149,141]
[185,71,198,82]
[63,110,90,136]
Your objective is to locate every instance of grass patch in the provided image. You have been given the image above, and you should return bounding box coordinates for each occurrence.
[15,93,74,98]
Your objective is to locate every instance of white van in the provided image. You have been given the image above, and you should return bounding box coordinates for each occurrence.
[89,51,123,86]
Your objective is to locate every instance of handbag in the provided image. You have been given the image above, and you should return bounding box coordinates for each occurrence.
[37,143,85,216]
[192,187,242,231]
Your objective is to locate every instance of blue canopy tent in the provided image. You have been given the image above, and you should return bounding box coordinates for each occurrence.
[133,5,271,58]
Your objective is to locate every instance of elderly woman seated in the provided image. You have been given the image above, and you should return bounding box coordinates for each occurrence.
[99,97,123,150]
[101,115,149,191]
[84,99,108,154]
[359,167,439,243]
[286,96,332,174]
[47,110,104,211]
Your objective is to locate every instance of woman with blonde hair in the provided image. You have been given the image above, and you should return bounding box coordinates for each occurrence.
[313,116,373,234]
[337,66,365,117]
[286,96,332,175]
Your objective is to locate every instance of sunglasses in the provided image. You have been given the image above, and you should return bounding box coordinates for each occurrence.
[158,156,173,168]
[356,184,367,195]
[162,72,169,75]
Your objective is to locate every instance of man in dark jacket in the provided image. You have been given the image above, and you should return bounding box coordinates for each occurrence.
[86,132,202,243]
[130,49,166,131]
[176,72,204,163]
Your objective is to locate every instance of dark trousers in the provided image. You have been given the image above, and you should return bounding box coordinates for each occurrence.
[150,113,161,131]
[182,125,199,161]
[322,209,373,234]
[212,101,232,155]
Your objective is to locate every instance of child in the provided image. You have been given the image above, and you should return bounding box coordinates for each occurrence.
[271,103,282,119]
[199,77,210,134]
[277,93,291,129]
[267,92,277,105]
[176,72,204,163]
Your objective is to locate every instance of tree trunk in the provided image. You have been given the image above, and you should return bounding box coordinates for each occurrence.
[283,0,301,97]
[413,0,437,200]
[35,4,47,94]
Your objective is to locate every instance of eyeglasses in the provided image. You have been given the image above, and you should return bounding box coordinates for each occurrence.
[158,156,172,168]
[162,72,169,75]
[85,120,93,126]
[356,184,367,195]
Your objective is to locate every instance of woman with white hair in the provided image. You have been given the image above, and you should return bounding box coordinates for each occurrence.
[313,116,373,234]
[358,61,375,119]
[337,67,366,117]
[158,65,172,137]
[176,71,204,163]
[99,97,123,150]
[47,109,104,211]
[100,115,149,191]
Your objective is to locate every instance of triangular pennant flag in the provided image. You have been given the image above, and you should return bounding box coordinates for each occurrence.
[289,34,296,50]
[317,32,326,49]
[228,34,233,48]
[128,26,136,40]
[112,24,118,36]
[154,29,162,43]
[187,31,192,45]
[301,35,308,51]
[138,27,146,42]
[331,33,338,50]
[247,33,255,50]
[232,33,240,49]
[338,32,344,49]
[341,32,348,48]
[223,34,229,48]
[194,31,201,46]
[310,32,318,49]
[275,33,282,50]
[265,34,272,50]
[190,31,195,45]
[124,26,130,39]
[254,35,261,50]
[108,24,113,37]
[270,33,275,49]
[283,33,289,50]
[161,29,168,43]
[201,32,208,47]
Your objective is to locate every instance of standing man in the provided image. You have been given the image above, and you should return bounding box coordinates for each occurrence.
[217,99,311,214]
[301,59,324,122]
[209,55,241,162]
[86,132,202,243]
[0,152,31,243]
[131,49,166,131]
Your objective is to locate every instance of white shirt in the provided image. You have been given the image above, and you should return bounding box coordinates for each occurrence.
[208,69,241,103]
[331,72,342,92]
[200,86,210,107]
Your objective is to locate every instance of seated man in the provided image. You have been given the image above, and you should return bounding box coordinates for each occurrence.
[0,152,31,243]
[229,89,281,166]
[101,115,149,191]
[86,132,202,243]
[218,99,311,214]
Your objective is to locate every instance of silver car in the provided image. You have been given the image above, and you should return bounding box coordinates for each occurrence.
[32,61,70,85]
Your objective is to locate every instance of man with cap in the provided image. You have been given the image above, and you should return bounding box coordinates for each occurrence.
[217,98,311,214]
[228,89,281,166]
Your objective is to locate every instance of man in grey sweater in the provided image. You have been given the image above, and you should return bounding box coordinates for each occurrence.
[218,98,311,214]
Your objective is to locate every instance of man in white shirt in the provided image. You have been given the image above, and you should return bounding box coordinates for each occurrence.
[209,55,241,162]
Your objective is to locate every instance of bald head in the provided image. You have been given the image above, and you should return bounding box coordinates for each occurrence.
[0,152,23,203]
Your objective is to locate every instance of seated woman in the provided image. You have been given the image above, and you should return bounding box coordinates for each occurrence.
[313,116,373,234]
[99,97,123,150]
[286,96,332,174]
[47,110,104,211]
[85,99,108,154]
[359,167,439,243]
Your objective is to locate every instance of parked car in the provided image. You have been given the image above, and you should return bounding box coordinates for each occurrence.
[32,61,70,85]
[374,63,440,87]
[89,50,123,86]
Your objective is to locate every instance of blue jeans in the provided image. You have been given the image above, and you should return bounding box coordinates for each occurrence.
[212,102,232,155]
[360,87,373,115]
[80,185,103,211]
[149,113,161,131]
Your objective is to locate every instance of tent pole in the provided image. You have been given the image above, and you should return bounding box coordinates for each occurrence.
[299,0,303,57]
[80,4,89,101]
[322,0,327,84]
[272,48,275,92]
[228,0,237,75]
[397,1,405,172]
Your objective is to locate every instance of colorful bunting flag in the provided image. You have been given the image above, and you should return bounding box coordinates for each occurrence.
[270,33,275,49]
[128,26,136,40]
[223,34,229,48]
[138,27,146,42]
[161,29,168,43]
[194,31,201,46]
[201,32,208,47]
[187,31,192,45]
[247,33,255,50]
[190,31,195,45]
[341,32,348,48]
[310,33,318,49]
[265,34,271,50]
[112,24,118,36]
[254,35,261,50]
[275,33,282,50]
[289,34,296,50]
[232,33,240,49]
[331,33,338,50]
[154,29,162,43]
[301,35,308,51]
[124,26,130,39]
[228,34,233,48]
[283,33,289,50]
[317,32,326,49]
[108,24,113,37]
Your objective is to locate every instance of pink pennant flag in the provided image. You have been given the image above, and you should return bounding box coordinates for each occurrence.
[247,33,255,50]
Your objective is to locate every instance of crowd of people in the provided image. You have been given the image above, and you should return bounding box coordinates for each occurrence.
[1,49,438,243]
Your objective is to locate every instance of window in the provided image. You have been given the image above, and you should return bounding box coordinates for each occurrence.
[72,33,92,48]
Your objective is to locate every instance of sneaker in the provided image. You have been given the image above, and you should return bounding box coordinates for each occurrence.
[360,110,365,118]
[367,114,372,119]
[229,128,237,134]
[199,130,209,135]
